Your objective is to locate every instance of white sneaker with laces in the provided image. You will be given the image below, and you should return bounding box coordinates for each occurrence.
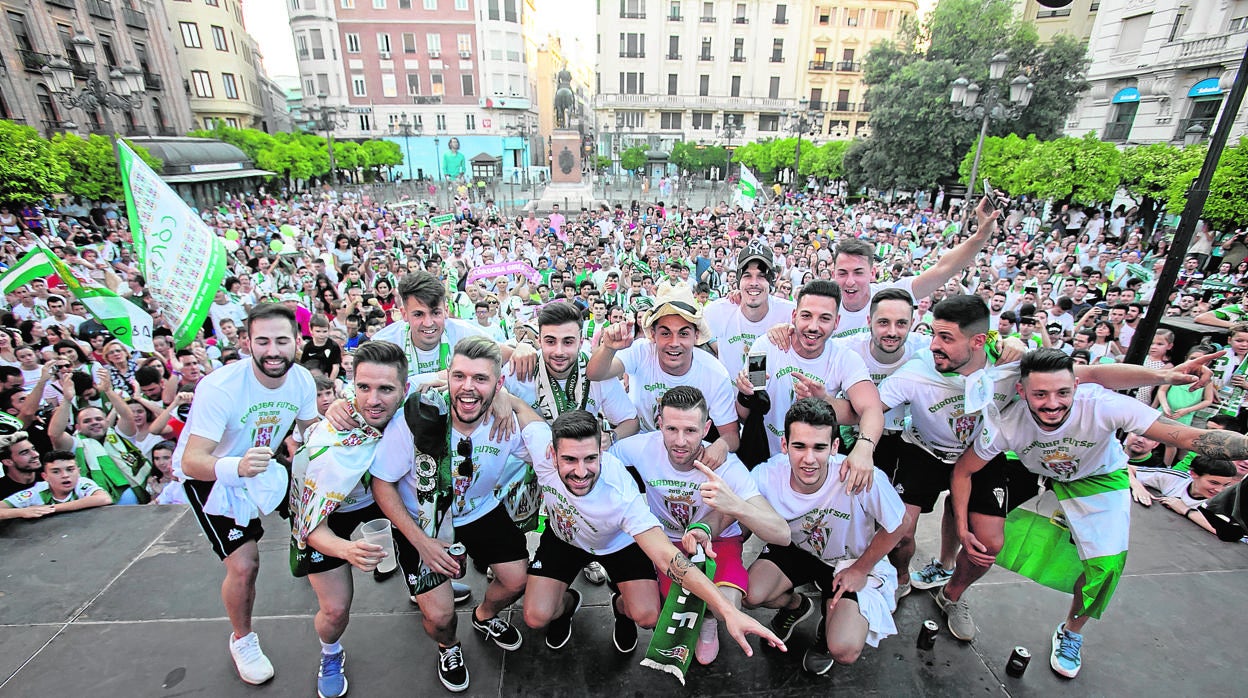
[229,632,275,685]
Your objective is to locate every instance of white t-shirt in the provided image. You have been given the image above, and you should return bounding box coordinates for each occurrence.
[609,431,759,540]
[973,383,1159,481]
[537,450,661,555]
[373,318,487,387]
[616,340,736,432]
[877,356,1020,463]
[833,333,929,430]
[752,454,905,564]
[208,301,248,338]
[371,409,548,526]
[3,477,103,507]
[748,335,872,454]
[1134,467,1208,510]
[832,277,917,339]
[703,296,796,380]
[40,314,87,332]
[504,367,638,427]
[172,360,319,482]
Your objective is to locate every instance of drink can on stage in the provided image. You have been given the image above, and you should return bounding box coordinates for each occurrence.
[1006,646,1030,677]
[917,620,939,650]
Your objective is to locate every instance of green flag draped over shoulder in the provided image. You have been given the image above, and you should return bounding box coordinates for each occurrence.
[117,140,228,349]
[0,248,57,294]
[35,243,155,352]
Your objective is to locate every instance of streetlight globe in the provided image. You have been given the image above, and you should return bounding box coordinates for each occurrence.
[1009,75,1029,103]
[1184,122,1207,146]
[43,60,76,94]
[950,77,969,104]
[990,53,1009,80]
[71,32,96,65]
[964,83,981,107]
[1021,82,1035,107]
[110,69,130,97]
[122,64,146,94]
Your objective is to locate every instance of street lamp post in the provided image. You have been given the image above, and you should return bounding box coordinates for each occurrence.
[950,53,1034,205]
[306,93,350,187]
[784,99,824,195]
[43,31,146,137]
[716,120,744,196]
[390,113,422,182]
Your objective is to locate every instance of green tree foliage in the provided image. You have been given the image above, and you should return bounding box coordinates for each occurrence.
[1010,133,1122,204]
[619,145,647,172]
[799,140,851,180]
[957,133,1041,195]
[731,141,776,174]
[853,0,1089,190]
[669,142,731,174]
[51,133,162,201]
[594,155,612,172]
[0,120,69,204]
[362,139,402,181]
[1163,138,1248,230]
[1120,142,1184,231]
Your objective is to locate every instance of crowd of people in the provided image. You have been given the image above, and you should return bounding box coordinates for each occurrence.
[2,185,1248,695]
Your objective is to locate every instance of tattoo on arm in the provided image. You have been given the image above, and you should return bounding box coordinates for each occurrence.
[666,552,693,585]
[1192,430,1248,460]
[1156,416,1186,445]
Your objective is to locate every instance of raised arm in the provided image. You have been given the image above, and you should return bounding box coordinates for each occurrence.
[1143,415,1248,461]
[586,323,633,381]
[911,198,997,300]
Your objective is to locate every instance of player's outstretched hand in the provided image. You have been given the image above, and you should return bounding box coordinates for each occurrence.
[724,607,787,657]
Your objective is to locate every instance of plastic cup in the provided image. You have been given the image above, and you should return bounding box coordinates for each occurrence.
[360,518,396,573]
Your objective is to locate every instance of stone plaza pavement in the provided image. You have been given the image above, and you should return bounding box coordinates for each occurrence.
[1,496,1244,696]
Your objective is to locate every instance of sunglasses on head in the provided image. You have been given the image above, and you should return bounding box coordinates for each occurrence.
[457,437,474,478]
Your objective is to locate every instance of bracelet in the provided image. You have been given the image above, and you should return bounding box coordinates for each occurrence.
[857,435,877,450]
[685,521,712,538]
[1184,508,1196,519]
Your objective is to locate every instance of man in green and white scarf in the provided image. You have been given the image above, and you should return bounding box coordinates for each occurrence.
[288,340,409,698]
[951,348,1247,680]
[49,368,151,505]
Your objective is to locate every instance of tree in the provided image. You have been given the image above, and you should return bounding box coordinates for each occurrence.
[801,140,851,180]
[0,120,68,204]
[1011,132,1122,205]
[187,125,274,162]
[361,139,402,181]
[51,133,162,201]
[669,141,703,173]
[1120,142,1183,232]
[619,145,647,173]
[594,155,612,172]
[957,133,1041,195]
[1163,138,1248,230]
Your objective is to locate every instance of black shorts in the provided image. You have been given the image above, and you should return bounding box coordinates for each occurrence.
[393,526,450,598]
[293,502,385,577]
[755,544,858,605]
[455,504,529,566]
[892,442,1041,517]
[184,478,264,561]
[875,432,905,481]
[528,528,655,586]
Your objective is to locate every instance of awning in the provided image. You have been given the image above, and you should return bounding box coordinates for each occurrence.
[1189,78,1223,98]
[161,168,277,183]
[1112,87,1140,103]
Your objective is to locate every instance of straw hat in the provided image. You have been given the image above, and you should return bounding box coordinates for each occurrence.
[644,290,712,344]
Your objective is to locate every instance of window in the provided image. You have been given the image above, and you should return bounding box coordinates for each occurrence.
[1168,9,1186,41]
[701,1,713,21]
[759,114,779,131]
[346,33,361,53]
[378,33,392,53]
[660,111,682,129]
[668,35,679,58]
[427,33,442,55]
[769,76,780,99]
[1232,15,1248,32]
[431,73,444,95]
[180,22,202,48]
[359,113,371,131]
[376,73,394,96]
[692,111,713,129]
[733,37,744,60]
[407,73,421,94]
[151,98,167,127]
[670,1,681,20]
[461,74,474,95]
[667,73,678,95]
[1118,13,1152,52]
[7,12,34,52]
[192,70,212,96]
[872,9,890,28]
[205,0,219,6]
[818,7,832,25]
[316,73,330,95]
[36,85,60,124]
[810,88,823,109]
[620,0,644,18]
[845,8,861,26]
[1036,8,1071,18]
[774,4,787,23]
[504,0,518,21]
[212,25,228,51]
[424,0,438,8]
[731,75,741,97]
[488,0,500,19]
[620,32,645,57]
[771,39,783,61]
[735,3,746,21]
[700,37,712,60]
[99,36,118,67]
[455,0,468,9]
[223,72,239,99]
[436,114,446,130]
[699,74,709,96]
[617,110,644,127]
[465,114,476,130]
[619,71,644,94]
[1104,101,1137,142]
[341,0,355,7]
[457,33,472,55]
[352,75,367,96]
[310,29,326,59]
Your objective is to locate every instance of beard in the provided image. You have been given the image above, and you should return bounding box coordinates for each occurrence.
[253,354,293,378]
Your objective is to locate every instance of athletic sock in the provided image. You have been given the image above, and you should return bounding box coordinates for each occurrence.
[321,640,343,655]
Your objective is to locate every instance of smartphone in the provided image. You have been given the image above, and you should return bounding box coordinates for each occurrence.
[983,178,1007,214]
[747,352,768,389]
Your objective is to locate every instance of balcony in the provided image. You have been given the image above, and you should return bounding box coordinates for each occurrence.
[731,55,745,62]
[808,60,833,72]
[87,0,115,20]
[41,120,64,138]
[125,125,150,137]
[698,53,714,61]
[668,13,682,20]
[837,60,861,72]
[46,0,76,8]
[69,56,91,78]
[144,71,163,90]
[157,125,179,136]
[619,11,645,18]
[1179,33,1229,59]
[829,101,857,112]
[1103,122,1132,142]
[770,55,784,62]
[666,53,681,60]
[773,16,789,24]
[596,93,794,112]
[19,49,53,73]
[733,16,748,24]
[123,7,148,29]
[700,16,716,22]
[412,95,443,104]
[619,52,645,58]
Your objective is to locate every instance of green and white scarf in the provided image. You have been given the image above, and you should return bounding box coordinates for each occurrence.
[404,391,457,596]
[533,352,591,422]
[74,431,150,504]
[641,547,715,685]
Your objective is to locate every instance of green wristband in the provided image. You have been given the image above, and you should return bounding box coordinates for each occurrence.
[685,521,712,538]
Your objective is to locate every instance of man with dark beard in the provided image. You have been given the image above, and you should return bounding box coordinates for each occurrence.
[174,303,321,686]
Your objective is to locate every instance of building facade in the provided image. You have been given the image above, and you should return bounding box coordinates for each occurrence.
[1068,0,1248,145]
[0,0,193,139]
[164,0,268,130]
[1017,0,1100,44]
[285,0,539,183]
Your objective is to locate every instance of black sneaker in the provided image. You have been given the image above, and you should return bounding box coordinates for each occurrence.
[770,594,814,643]
[472,609,523,651]
[452,581,472,605]
[802,614,834,676]
[373,567,396,583]
[437,643,469,693]
[611,591,638,653]
[545,588,582,650]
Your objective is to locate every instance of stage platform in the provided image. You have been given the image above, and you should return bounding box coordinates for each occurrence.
[1,496,1245,696]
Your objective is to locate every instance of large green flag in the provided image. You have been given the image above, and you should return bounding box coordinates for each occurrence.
[117,140,228,349]
[0,248,57,294]
[732,166,761,211]
[38,243,154,352]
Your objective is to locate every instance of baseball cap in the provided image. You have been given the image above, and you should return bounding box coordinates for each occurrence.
[737,240,775,275]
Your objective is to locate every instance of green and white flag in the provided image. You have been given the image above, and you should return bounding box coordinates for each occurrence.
[117,140,228,349]
[38,242,154,352]
[641,549,715,685]
[733,166,761,211]
[0,248,57,294]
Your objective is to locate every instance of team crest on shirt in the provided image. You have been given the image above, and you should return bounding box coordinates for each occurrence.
[949,409,979,444]
[664,492,696,529]
[253,414,282,449]
[551,503,580,541]
[801,517,830,558]
[1040,449,1078,478]
[454,473,472,498]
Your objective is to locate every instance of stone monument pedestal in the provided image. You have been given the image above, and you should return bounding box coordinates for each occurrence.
[549,130,582,184]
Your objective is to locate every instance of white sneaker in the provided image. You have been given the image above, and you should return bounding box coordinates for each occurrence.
[229,632,275,685]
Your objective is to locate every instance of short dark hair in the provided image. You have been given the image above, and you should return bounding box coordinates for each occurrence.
[659,385,708,421]
[1019,348,1075,378]
[396,271,447,309]
[152,440,176,457]
[833,239,875,264]
[870,287,914,315]
[353,340,408,381]
[784,397,838,439]
[246,302,299,337]
[42,449,76,467]
[135,365,163,386]
[1189,455,1237,478]
[551,409,600,448]
[538,301,583,329]
[931,295,989,336]
[796,279,842,309]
